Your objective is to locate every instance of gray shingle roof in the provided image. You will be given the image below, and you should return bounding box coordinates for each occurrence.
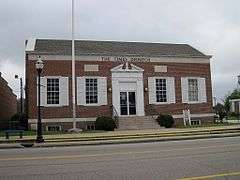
[29,39,210,58]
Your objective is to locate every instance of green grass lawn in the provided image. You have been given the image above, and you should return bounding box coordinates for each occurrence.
[226,116,240,120]
[0,130,107,137]
[0,123,234,137]
[0,130,67,137]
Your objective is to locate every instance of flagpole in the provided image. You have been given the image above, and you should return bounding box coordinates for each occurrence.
[72,0,77,130]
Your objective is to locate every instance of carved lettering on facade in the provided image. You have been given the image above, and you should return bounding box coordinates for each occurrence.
[101,56,151,62]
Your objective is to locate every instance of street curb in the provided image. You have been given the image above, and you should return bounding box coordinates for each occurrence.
[2,128,240,144]
[1,132,240,149]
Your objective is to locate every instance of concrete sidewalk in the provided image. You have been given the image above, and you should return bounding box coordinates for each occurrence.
[1,132,240,149]
[0,125,240,149]
[1,125,240,141]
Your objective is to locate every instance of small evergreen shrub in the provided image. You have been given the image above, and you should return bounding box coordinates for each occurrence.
[0,118,10,130]
[156,114,174,128]
[229,112,239,117]
[95,116,116,131]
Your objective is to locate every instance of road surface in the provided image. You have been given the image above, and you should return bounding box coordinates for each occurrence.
[0,136,240,180]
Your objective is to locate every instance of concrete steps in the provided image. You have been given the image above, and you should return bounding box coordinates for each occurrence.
[117,116,161,130]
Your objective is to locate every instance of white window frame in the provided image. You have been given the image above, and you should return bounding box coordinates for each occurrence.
[85,77,98,105]
[37,76,69,107]
[155,78,167,103]
[148,77,175,105]
[44,76,62,107]
[182,77,207,104]
[46,78,60,105]
[77,76,107,106]
[188,78,199,103]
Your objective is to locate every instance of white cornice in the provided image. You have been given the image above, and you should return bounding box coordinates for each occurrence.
[28,54,210,64]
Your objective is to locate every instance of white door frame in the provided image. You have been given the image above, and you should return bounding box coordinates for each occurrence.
[111,63,145,117]
[120,90,137,116]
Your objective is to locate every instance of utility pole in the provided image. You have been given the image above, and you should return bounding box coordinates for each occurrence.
[71,0,77,131]
[20,78,23,114]
[15,75,23,114]
[238,75,240,90]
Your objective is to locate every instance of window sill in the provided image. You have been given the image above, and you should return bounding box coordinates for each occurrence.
[187,101,201,104]
[44,104,66,107]
[81,103,106,107]
[152,102,171,105]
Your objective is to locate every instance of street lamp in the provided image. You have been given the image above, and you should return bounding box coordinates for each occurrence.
[35,56,44,143]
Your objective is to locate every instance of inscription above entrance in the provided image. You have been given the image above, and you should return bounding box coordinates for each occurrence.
[101,56,151,62]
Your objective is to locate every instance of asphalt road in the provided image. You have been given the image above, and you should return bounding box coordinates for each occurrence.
[0,137,240,180]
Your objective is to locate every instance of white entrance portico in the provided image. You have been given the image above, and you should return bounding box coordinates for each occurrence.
[111,62,145,116]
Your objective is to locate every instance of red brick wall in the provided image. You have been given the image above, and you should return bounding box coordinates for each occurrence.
[0,73,17,125]
[26,58,213,119]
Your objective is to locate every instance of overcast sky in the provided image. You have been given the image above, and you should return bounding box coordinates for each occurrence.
[0,0,239,102]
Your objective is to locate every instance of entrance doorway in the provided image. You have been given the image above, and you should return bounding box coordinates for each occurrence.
[120,91,136,115]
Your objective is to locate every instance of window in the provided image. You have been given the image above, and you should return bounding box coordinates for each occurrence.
[191,120,201,126]
[46,125,61,131]
[86,78,98,104]
[47,78,59,104]
[156,79,167,102]
[86,124,95,131]
[188,79,198,102]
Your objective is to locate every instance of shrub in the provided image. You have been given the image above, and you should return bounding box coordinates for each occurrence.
[0,118,10,130]
[95,116,116,131]
[229,112,239,117]
[214,103,227,120]
[156,114,174,128]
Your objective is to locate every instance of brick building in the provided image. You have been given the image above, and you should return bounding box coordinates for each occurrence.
[0,72,17,129]
[25,39,214,131]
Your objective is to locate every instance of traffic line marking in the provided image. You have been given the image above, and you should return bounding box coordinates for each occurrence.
[178,171,240,180]
[0,143,239,161]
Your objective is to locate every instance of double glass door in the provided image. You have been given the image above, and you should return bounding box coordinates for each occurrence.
[120,91,136,115]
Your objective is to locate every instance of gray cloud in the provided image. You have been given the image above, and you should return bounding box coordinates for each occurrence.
[0,0,239,100]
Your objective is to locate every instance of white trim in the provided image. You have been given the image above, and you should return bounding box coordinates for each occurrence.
[42,76,69,107]
[28,113,215,124]
[148,76,175,105]
[230,99,240,102]
[77,76,107,106]
[25,38,36,51]
[111,63,145,116]
[110,63,144,72]
[84,64,99,72]
[28,55,210,64]
[173,113,215,119]
[182,77,207,104]
[83,103,101,107]
[28,117,96,123]
[154,66,167,73]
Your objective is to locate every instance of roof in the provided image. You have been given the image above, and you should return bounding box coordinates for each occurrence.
[26,39,211,58]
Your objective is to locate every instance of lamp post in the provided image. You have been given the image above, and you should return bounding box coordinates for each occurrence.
[35,56,44,143]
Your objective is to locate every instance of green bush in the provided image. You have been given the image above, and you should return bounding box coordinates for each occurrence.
[156,114,174,128]
[229,112,239,117]
[0,118,10,130]
[95,116,116,131]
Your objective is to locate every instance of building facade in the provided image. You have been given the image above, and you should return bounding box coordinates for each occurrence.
[0,72,17,129]
[25,39,214,131]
